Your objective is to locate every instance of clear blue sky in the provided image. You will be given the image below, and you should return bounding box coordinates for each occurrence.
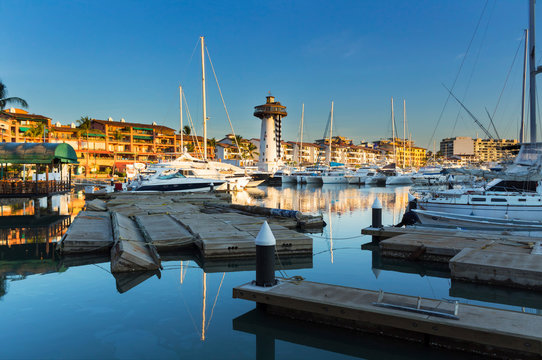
[1,0,536,148]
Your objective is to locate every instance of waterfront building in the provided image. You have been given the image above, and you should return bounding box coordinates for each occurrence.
[373,137,427,167]
[440,137,518,163]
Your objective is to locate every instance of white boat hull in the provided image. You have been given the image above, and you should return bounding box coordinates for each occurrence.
[321,175,348,184]
[281,175,297,184]
[415,209,542,231]
[386,175,413,186]
[305,176,322,184]
[419,200,542,222]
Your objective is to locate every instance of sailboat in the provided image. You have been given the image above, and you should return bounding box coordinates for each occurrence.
[321,101,350,184]
[386,99,413,186]
[139,37,252,191]
[417,0,542,223]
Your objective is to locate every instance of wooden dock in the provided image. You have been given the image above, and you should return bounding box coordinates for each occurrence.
[60,211,113,253]
[362,226,542,291]
[59,192,314,269]
[233,280,542,359]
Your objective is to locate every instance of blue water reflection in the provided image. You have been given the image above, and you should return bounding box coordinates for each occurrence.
[0,184,540,359]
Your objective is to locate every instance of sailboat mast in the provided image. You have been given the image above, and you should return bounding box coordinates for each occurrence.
[179,85,183,153]
[521,29,529,143]
[403,99,406,168]
[529,0,537,143]
[299,103,304,166]
[201,36,208,160]
[329,101,334,164]
[391,98,396,164]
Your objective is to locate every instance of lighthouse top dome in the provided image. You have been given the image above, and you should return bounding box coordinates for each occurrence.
[254,95,287,119]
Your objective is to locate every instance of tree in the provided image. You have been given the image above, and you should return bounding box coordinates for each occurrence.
[24,123,45,142]
[182,125,191,136]
[76,116,92,135]
[0,80,28,110]
[242,142,259,159]
[207,137,216,149]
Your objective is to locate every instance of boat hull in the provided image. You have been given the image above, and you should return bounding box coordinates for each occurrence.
[415,209,542,231]
[321,175,348,184]
[418,201,542,222]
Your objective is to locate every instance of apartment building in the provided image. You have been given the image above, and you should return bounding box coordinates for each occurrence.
[1,109,215,177]
[440,137,518,163]
[373,138,427,167]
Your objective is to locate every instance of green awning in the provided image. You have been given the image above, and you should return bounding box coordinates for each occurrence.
[19,127,30,132]
[87,133,105,137]
[0,143,78,164]
[133,135,153,139]
[133,127,153,131]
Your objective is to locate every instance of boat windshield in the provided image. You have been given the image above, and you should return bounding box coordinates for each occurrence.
[158,171,186,180]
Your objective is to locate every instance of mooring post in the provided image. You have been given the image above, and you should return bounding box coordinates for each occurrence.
[372,197,382,243]
[372,197,382,228]
[255,221,277,288]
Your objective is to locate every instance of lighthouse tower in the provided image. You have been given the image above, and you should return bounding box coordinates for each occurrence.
[254,95,288,172]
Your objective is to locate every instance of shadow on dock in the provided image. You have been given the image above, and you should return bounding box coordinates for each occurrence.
[363,241,542,311]
[233,308,469,360]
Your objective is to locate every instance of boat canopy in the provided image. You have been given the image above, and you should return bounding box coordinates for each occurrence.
[513,142,542,167]
[0,142,78,164]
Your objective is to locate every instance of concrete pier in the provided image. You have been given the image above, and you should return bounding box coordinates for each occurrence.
[362,225,542,290]
[233,280,542,358]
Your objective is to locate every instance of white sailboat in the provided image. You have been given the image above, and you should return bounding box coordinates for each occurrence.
[321,101,350,184]
[386,99,413,186]
[417,1,542,223]
[140,37,252,192]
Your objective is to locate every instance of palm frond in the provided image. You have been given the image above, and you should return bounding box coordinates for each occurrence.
[0,96,28,109]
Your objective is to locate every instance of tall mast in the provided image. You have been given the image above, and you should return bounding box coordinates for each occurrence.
[201,36,208,160]
[179,85,183,153]
[529,0,537,143]
[403,99,406,169]
[391,98,396,164]
[521,29,529,143]
[329,101,334,164]
[299,103,304,166]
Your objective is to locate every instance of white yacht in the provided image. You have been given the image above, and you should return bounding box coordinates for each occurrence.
[133,168,225,192]
[411,166,446,185]
[385,168,414,186]
[321,169,350,184]
[148,153,251,191]
[416,143,542,221]
[346,168,378,184]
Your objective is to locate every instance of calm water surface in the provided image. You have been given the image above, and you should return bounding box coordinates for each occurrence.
[0,185,540,359]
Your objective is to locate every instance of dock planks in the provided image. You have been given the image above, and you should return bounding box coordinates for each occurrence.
[60,211,113,253]
[110,212,161,273]
[233,280,542,358]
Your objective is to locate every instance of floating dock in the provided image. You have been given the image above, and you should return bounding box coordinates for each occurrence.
[58,192,317,271]
[362,225,542,291]
[233,280,542,359]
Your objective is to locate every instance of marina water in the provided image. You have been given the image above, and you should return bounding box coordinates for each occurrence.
[1,185,540,359]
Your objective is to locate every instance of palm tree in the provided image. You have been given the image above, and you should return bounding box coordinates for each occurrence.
[182,125,191,136]
[76,116,92,135]
[242,142,259,159]
[0,80,28,110]
[24,123,45,142]
[207,137,216,148]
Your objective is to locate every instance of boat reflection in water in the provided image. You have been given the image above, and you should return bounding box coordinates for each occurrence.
[233,184,411,221]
